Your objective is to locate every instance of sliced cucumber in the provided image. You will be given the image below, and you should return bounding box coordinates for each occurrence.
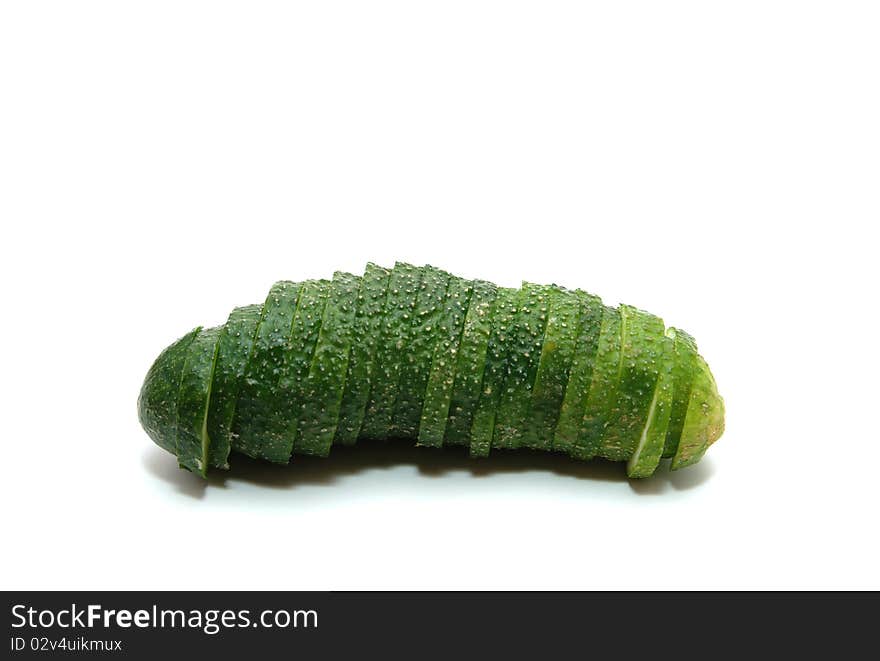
[392,265,451,439]
[672,353,724,470]
[552,291,603,453]
[528,286,579,450]
[572,305,622,460]
[287,279,332,457]
[334,263,391,445]
[443,280,498,447]
[599,305,666,461]
[494,283,553,450]
[205,304,262,469]
[469,287,518,457]
[661,328,699,459]
[297,272,361,457]
[175,326,221,476]
[418,276,473,447]
[361,262,422,440]
[138,328,199,456]
[626,333,675,478]
[232,280,301,462]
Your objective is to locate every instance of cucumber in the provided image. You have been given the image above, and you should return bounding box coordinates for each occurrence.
[494,283,553,450]
[297,272,361,457]
[572,306,623,460]
[469,287,519,457]
[361,262,422,440]
[138,328,198,456]
[661,328,699,459]
[443,280,498,447]
[334,263,390,445]
[232,281,301,462]
[174,326,221,476]
[528,286,579,450]
[599,305,667,462]
[205,304,262,469]
[140,263,724,479]
[287,279,332,457]
[418,276,473,447]
[552,292,603,453]
[672,353,724,470]
[626,333,675,478]
[392,265,451,439]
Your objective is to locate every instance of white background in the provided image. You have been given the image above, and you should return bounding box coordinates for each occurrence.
[1,2,877,590]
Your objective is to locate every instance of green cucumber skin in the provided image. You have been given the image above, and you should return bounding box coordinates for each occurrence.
[297,272,361,457]
[205,305,262,469]
[139,263,724,478]
[360,262,422,441]
[231,281,302,462]
[175,326,221,476]
[334,263,390,445]
[392,266,451,439]
[418,276,473,447]
[443,280,498,447]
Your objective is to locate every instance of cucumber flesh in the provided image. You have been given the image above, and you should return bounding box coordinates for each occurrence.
[392,265,451,439]
[287,279,332,457]
[469,287,518,457]
[529,286,579,450]
[572,306,622,460]
[443,280,498,447]
[297,272,361,457]
[626,333,675,478]
[599,305,666,461]
[334,263,390,445]
[662,328,699,458]
[205,304,262,469]
[418,277,473,447]
[493,283,552,450]
[361,262,422,440]
[175,326,221,476]
[552,292,604,453]
[138,328,199,456]
[232,281,301,462]
[672,353,724,470]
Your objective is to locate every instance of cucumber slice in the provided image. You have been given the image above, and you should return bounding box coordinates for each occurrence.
[494,283,553,450]
[287,279,332,457]
[672,353,724,470]
[626,333,675,478]
[334,263,391,445]
[528,286,579,450]
[418,276,473,447]
[361,262,422,440]
[599,305,667,461]
[443,280,498,447]
[297,272,361,457]
[175,326,221,476]
[469,287,518,457]
[552,292,603,453]
[205,304,262,469]
[572,305,623,460]
[137,328,199,456]
[231,281,301,462]
[661,328,699,458]
[392,265,451,439]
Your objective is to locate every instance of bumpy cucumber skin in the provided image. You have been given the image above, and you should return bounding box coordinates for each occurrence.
[443,280,497,447]
[139,263,724,479]
[175,327,221,476]
[297,272,361,457]
[418,277,473,447]
[232,281,302,462]
[334,263,390,445]
[392,266,451,439]
[205,305,262,469]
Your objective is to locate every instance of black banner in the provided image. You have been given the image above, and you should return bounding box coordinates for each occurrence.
[3,592,876,658]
